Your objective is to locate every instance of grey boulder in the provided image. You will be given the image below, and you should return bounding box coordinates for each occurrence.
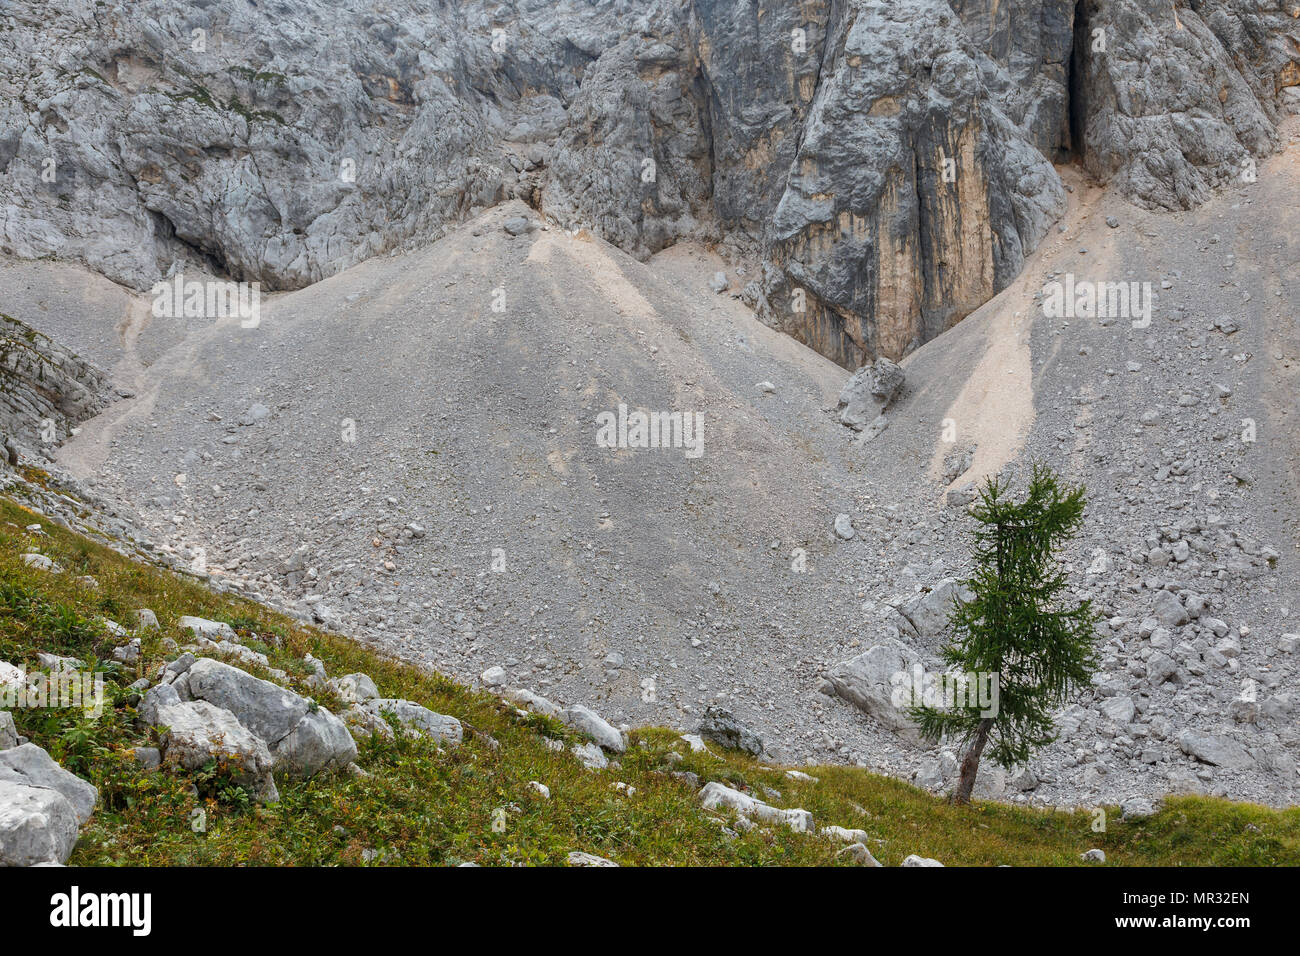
[821,825,870,843]
[567,850,618,867]
[1178,731,1255,771]
[328,673,380,705]
[185,658,356,776]
[698,781,813,833]
[1152,591,1189,627]
[824,639,923,737]
[837,842,883,866]
[570,742,608,770]
[347,698,462,747]
[0,779,82,866]
[503,216,534,237]
[143,684,279,803]
[0,744,97,824]
[1099,696,1136,724]
[561,705,626,753]
[1120,797,1157,820]
[838,358,905,429]
[503,687,561,718]
[275,708,361,778]
[696,706,764,756]
[177,616,238,642]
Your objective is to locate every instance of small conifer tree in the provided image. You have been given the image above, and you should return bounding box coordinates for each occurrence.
[910,464,1099,804]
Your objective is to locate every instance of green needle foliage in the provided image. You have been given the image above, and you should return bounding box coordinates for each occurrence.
[910,464,1099,804]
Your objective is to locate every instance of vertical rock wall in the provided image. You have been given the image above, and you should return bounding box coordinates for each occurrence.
[0,0,1296,368]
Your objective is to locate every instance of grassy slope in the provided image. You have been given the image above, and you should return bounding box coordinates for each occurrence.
[1,492,1297,866]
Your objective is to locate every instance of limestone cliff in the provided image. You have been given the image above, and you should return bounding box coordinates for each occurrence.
[0,0,1295,366]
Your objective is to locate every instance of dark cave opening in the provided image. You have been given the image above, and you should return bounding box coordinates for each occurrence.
[1066,0,1092,161]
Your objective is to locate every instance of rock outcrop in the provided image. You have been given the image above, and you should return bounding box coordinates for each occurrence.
[140,682,280,802]
[183,658,356,776]
[344,698,463,746]
[143,655,356,793]
[0,312,114,456]
[698,780,814,832]
[757,0,1066,367]
[1069,0,1296,210]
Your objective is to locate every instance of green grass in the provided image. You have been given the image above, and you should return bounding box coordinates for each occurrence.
[227,66,289,88]
[1,494,1297,866]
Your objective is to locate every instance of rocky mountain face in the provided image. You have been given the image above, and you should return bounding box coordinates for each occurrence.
[0,312,115,456]
[1,0,1297,370]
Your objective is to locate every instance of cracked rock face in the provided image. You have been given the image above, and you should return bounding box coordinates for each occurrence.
[2,1,1295,367]
[759,0,1066,367]
[950,0,1079,157]
[1071,0,1298,210]
[0,312,115,456]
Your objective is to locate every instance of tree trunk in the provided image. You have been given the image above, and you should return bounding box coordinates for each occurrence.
[953,718,994,805]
